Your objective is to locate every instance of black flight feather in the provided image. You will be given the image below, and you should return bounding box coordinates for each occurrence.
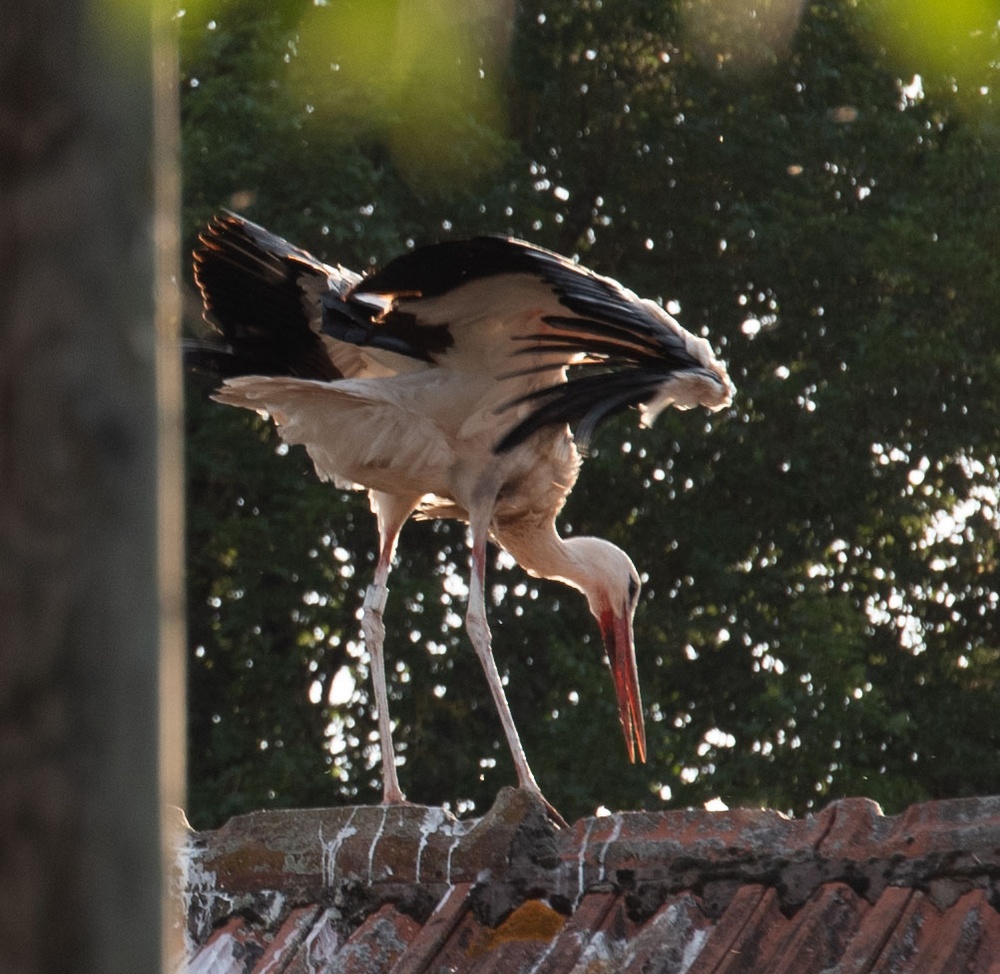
[320,303,454,361]
[495,370,672,453]
[189,213,349,381]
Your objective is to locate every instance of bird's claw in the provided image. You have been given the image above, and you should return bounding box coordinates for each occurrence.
[542,799,569,830]
[517,786,569,829]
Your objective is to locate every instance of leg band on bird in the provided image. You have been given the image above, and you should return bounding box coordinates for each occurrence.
[363,583,389,615]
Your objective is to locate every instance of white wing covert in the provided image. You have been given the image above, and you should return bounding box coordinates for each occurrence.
[339,235,733,450]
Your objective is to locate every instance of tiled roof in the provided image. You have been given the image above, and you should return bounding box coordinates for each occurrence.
[175,789,1000,973]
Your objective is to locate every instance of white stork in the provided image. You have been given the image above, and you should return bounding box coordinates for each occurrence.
[189,212,733,821]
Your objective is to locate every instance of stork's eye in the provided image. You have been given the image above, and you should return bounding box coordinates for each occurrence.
[627,574,640,605]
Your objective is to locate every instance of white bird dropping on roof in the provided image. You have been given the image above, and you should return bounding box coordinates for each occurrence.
[188,212,734,824]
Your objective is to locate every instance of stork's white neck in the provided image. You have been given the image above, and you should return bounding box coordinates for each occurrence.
[494,519,611,602]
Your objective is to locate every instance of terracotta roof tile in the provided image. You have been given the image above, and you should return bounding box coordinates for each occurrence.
[250,905,320,974]
[188,915,267,974]
[529,891,618,974]
[386,881,473,974]
[683,884,779,973]
[278,907,341,973]
[177,789,1000,973]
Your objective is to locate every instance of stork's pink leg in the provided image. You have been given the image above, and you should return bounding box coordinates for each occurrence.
[465,521,567,827]
[362,492,418,805]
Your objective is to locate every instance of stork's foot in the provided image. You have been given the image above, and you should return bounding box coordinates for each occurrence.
[541,798,569,830]
[380,785,410,806]
[519,785,569,829]
[377,760,408,807]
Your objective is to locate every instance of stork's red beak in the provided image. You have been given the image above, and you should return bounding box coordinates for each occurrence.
[599,609,647,763]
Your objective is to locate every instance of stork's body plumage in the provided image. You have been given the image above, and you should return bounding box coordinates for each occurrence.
[190,213,733,819]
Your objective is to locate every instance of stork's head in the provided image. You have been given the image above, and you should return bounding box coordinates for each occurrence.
[564,537,647,764]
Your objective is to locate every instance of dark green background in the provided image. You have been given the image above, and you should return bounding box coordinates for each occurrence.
[182,0,1000,829]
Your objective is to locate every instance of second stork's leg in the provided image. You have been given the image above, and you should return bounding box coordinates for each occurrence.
[362,491,419,805]
[464,517,567,827]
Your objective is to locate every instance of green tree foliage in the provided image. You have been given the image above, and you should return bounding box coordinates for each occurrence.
[182,0,1000,829]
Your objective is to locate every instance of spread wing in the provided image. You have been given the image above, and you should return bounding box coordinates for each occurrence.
[188,213,733,453]
[345,235,734,449]
[189,213,413,381]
